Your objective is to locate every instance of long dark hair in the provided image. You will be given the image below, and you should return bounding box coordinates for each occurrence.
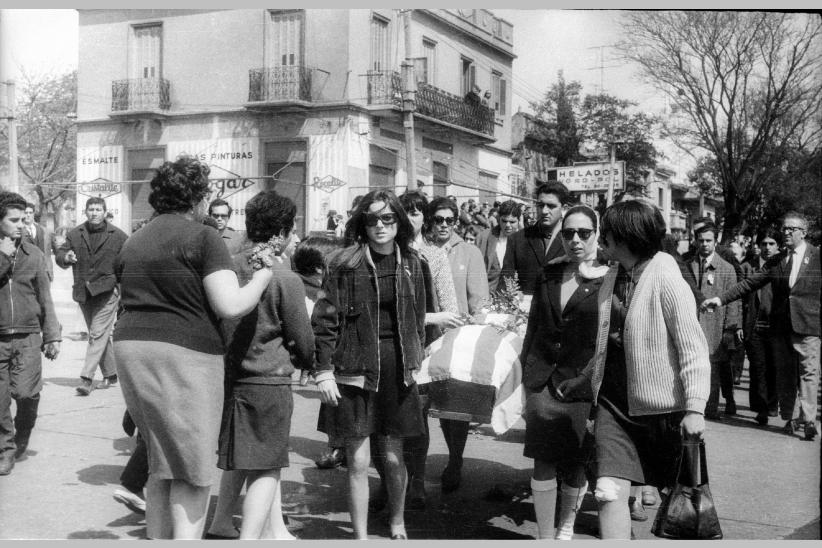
[335,189,415,269]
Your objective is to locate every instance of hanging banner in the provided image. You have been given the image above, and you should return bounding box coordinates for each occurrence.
[556,161,625,192]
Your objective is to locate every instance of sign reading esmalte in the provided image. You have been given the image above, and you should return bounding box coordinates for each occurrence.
[556,161,625,192]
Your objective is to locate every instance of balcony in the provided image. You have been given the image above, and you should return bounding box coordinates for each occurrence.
[365,70,495,138]
[248,66,313,104]
[111,78,170,114]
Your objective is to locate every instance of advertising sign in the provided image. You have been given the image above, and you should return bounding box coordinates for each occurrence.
[556,161,625,192]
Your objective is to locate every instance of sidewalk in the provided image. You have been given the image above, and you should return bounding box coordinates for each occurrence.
[0,266,818,539]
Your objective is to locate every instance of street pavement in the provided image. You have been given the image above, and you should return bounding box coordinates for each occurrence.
[0,263,819,540]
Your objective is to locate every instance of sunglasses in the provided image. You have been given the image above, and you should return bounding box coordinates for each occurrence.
[561,228,595,241]
[365,212,398,227]
[433,215,456,226]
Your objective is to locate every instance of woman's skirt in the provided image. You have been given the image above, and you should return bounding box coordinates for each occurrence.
[523,381,592,465]
[115,340,224,487]
[318,339,425,440]
[218,383,292,471]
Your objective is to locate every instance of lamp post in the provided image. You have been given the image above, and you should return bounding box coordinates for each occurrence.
[606,133,624,206]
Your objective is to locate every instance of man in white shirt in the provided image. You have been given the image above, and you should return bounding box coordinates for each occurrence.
[475,200,521,293]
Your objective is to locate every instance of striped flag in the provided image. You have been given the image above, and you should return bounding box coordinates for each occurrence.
[415,324,525,435]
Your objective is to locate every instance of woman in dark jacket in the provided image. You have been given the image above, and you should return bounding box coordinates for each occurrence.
[520,204,607,540]
[312,189,426,540]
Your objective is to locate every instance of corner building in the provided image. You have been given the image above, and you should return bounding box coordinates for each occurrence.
[76,9,515,233]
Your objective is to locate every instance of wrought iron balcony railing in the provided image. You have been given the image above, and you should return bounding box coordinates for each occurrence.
[111,78,171,112]
[248,66,313,103]
[365,70,495,137]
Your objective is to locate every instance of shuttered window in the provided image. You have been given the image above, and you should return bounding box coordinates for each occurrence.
[131,24,162,79]
[370,15,391,71]
[267,10,303,67]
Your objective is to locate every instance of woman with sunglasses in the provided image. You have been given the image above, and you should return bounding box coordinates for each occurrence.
[520,204,607,540]
[312,190,427,540]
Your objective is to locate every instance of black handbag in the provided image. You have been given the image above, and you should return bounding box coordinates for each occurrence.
[652,438,723,540]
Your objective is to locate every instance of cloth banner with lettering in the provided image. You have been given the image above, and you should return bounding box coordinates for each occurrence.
[415,324,525,434]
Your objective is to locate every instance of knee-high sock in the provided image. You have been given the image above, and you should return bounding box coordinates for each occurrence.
[531,477,557,540]
[555,481,587,540]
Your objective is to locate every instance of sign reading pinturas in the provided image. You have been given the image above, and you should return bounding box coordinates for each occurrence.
[556,161,625,192]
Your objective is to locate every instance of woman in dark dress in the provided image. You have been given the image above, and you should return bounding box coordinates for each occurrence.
[520,204,607,539]
[312,190,427,540]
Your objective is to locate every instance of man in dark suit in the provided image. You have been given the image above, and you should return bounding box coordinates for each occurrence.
[475,200,521,293]
[56,197,128,396]
[500,182,571,309]
[22,203,58,282]
[208,198,245,255]
[703,211,821,440]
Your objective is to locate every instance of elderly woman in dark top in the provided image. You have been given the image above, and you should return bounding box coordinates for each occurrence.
[312,190,427,540]
[207,191,315,540]
[114,156,275,539]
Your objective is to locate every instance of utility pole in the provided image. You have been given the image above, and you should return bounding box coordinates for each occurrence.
[0,9,19,194]
[401,9,416,191]
[606,133,624,206]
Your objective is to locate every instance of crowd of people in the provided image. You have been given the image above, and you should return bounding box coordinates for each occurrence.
[0,158,818,540]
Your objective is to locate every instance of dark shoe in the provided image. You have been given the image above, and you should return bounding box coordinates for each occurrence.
[804,422,817,441]
[629,496,648,522]
[441,462,462,493]
[755,413,769,426]
[782,420,797,435]
[724,402,737,416]
[99,375,118,389]
[315,447,345,469]
[113,487,146,515]
[0,453,15,476]
[13,430,31,460]
[76,378,94,396]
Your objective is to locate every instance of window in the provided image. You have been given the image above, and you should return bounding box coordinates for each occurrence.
[461,58,476,96]
[658,188,664,208]
[370,15,391,71]
[419,38,437,85]
[432,161,448,197]
[369,144,396,190]
[265,141,307,231]
[266,10,303,67]
[479,172,497,204]
[491,71,507,116]
[130,24,162,80]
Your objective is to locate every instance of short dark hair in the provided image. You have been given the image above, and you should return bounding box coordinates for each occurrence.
[399,190,428,215]
[244,190,297,243]
[497,200,521,219]
[463,225,478,238]
[344,189,415,254]
[601,200,666,259]
[428,196,458,220]
[85,197,107,212]
[756,226,782,245]
[0,191,28,221]
[293,235,346,277]
[693,216,717,238]
[208,198,232,218]
[25,202,36,211]
[535,181,571,205]
[148,155,211,214]
[563,204,598,232]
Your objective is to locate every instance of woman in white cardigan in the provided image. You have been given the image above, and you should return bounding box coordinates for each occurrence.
[561,200,711,539]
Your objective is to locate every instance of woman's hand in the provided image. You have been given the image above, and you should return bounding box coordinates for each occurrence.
[426,311,465,329]
[680,411,705,439]
[317,379,341,406]
[555,375,588,400]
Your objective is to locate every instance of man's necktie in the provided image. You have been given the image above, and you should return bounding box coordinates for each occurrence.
[787,251,796,288]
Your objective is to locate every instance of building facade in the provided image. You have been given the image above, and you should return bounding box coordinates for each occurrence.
[75,9,515,233]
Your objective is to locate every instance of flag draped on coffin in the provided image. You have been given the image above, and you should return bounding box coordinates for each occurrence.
[415,324,525,435]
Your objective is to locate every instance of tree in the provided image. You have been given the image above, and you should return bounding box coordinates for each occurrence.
[578,93,660,194]
[620,12,822,242]
[529,70,583,166]
[0,69,77,226]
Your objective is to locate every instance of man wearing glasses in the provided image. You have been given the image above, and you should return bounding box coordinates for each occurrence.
[208,198,245,255]
[702,212,820,440]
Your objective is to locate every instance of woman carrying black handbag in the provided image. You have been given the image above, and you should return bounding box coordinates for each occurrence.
[559,200,712,540]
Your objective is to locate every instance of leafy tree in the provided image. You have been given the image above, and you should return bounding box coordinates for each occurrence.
[0,70,77,226]
[620,12,822,242]
[529,70,582,166]
[578,93,660,194]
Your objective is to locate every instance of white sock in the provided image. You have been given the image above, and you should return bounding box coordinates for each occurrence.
[530,477,558,540]
[555,481,587,540]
